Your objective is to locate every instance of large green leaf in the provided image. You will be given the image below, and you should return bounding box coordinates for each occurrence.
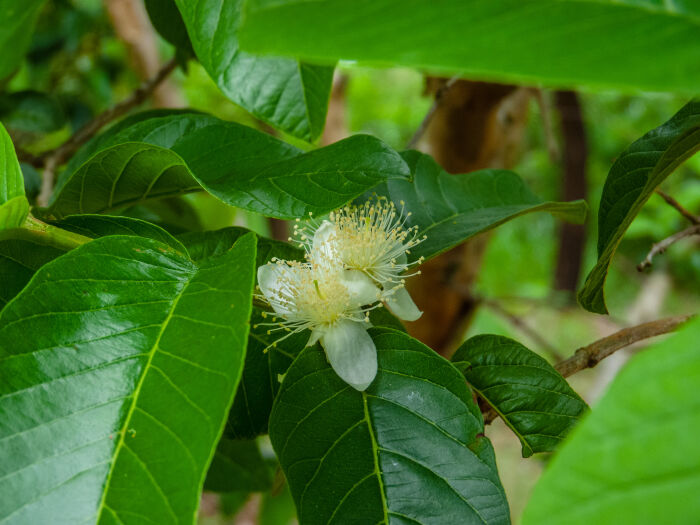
[0,215,188,311]
[0,122,28,229]
[374,151,587,262]
[579,99,700,314]
[48,113,409,219]
[144,0,193,56]
[270,328,510,524]
[179,227,307,439]
[521,317,700,525]
[452,335,587,458]
[0,0,47,79]
[0,233,257,523]
[204,438,272,493]
[174,0,333,141]
[239,0,700,93]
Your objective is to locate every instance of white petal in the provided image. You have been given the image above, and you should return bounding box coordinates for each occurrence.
[321,319,377,391]
[306,328,323,347]
[384,286,422,321]
[313,220,337,248]
[257,263,292,316]
[341,270,381,306]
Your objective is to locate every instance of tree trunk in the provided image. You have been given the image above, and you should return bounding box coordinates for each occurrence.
[406,79,531,355]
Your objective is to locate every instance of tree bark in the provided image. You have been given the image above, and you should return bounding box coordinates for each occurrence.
[407,80,531,355]
[553,91,588,293]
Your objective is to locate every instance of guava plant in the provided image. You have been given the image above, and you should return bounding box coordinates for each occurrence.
[1,1,699,525]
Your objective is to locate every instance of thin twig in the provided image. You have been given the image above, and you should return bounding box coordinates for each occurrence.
[43,58,177,168]
[656,190,700,225]
[480,297,563,360]
[482,314,693,424]
[15,147,44,168]
[637,224,700,272]
[33,58,177,207]
[406,76,459,149]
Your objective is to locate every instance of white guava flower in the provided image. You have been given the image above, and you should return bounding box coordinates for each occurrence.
[294,198,426,322]
[256,253,381,391]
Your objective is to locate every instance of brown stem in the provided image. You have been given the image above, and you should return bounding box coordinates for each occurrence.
[482,315,693,424]
[655,190,700,225]
[637,224,700,272]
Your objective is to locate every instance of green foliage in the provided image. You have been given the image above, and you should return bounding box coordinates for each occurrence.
[270,329,510,524]
[50,112,409,219]
[0,123,28,229]
[522,318,700,525]
[579,99,700,313]
[0,233,256,523]
[174,0,334,141]
[375,151,587,262]
[239,0,700,92]
[203,438,272,493]
[0,0,47,79]
[452,335,588,457]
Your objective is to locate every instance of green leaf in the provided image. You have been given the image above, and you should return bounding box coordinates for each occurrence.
[0,216,187,309]
[174,0,333,141]
[0,122,26,205]
[0,234,63,309]
[49,113,409,219]
[144,0,193,56]
[0,122,29,229]
[54,214,187,253]
[521,317,700,525]
[0,233,257,523]
[0,195,29,230]
[47,142,201,219]
[270,328,510,524]
[579,99,700,314]
[0,90,66,134]
[204,438,272,493]
[178,227,308,439]
[452,335,587,458]
[0,0,47,79]
[239,0,700,93]
[375,151,587,262]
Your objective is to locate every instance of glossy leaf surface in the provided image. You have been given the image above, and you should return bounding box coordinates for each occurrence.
[0,233,257,523]
[374,151,587,262]
[270,329,510,524]
[50,113,409,219]
[522,317,700,525]
[174,0,333,141]
[579,99,700,313]
[452,335,587,457]
[239,0,700,93]
[204,438,272,493]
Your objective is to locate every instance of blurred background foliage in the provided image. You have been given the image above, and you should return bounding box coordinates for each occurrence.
[3,0,698,522]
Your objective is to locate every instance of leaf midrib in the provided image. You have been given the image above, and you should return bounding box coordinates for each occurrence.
[94,274,191,524]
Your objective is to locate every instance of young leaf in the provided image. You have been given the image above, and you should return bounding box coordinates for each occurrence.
[204,438,272,493]
[373,151,587,262]
[521,317,700,525]
[174,0,333,141]
[452,335,588,457]
[49,113,409,219]
[269,329,510,525]
[0,233,257,523]
[239,0,700,93]
[579,99,700,314]
[0,122,29,229]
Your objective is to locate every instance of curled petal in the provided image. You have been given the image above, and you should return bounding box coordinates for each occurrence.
[311,220,338,262]
[384,286,422,321]
[306,328,324,347]
[257,263,295,316]
[341,270,381,306]
[321,319,377,391]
